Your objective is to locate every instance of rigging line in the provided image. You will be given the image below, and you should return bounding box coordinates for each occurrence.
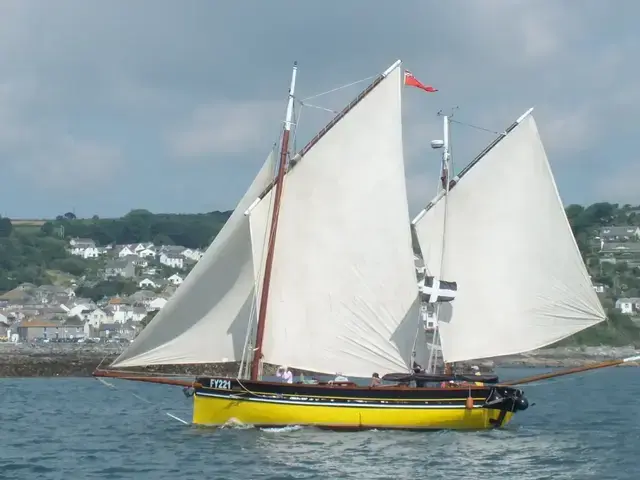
[239,132,284,378]
[297,101,338,114]
[290,101,304,155]
[94,376,189,425]
[300,75,377,101]
[239,136,282,378]
[99,368,196,378]
[449,119,501,135]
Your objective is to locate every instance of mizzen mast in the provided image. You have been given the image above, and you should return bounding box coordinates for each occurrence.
[422,111,453,374]
[250,61,298,380]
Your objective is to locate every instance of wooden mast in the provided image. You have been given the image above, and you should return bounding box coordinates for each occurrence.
[250,61,298,381]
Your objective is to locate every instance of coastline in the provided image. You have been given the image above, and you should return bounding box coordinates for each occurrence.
[0,343,638,378]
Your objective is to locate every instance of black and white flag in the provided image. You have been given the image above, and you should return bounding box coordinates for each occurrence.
[420,276,457,303]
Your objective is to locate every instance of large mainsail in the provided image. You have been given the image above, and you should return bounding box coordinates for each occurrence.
[110,151,275,368]
[248,64,421,377]
[412,112,606,364]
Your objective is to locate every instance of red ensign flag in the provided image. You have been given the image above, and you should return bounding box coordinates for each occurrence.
[404,70,438,93]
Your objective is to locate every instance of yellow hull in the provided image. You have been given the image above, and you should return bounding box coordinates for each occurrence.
[192,393,514,430]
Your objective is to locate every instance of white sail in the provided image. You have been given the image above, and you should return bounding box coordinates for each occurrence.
[111,151,275,368]
[248,63,421,378]
[412,112,606,364]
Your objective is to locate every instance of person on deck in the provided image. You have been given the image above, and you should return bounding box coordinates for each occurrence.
[471,365,483,386]
[412,362,426,388]
[370,372,381,387]
[276,365,293,384]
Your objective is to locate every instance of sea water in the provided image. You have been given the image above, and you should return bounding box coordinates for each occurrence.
[2,367,638,479]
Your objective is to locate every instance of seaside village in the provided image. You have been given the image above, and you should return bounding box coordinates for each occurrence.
[0,238,204,344]
[2,222,640,344]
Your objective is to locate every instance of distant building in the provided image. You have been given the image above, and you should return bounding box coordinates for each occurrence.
[159,253,184,269]
[104,259,136,278]
[16,320,61,341]
[615,298,640,315]
[599,226,640,242]
[593,284,607,294]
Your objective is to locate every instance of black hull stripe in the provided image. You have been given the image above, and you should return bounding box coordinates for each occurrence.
[195,391,484,409]
[195,377,513,401]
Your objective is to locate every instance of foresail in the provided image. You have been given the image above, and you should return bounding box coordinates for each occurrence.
[110,151,276,368]
[248,64,421,378]
[412,113,606,364]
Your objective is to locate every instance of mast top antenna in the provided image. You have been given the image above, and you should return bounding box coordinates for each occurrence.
[437,106,459,118]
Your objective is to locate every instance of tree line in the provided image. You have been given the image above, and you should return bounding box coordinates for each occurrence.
[44,209,232,249]
[0,210,231,293]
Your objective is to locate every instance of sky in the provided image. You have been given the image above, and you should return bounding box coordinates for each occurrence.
[1,0,639,219]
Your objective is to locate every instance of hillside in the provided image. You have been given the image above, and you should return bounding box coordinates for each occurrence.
[2,202,640,346]
[0,210,231,292]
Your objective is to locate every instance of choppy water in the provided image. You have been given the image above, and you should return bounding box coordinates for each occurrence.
[2,367,638,479]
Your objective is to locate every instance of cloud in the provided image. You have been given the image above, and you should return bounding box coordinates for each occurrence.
[167,101,283,159]
[0,0,639,216]
[0,78,122,190]
[594,161,640,205]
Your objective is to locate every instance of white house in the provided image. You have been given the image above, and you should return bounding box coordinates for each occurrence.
[69,238,95,247]
[159,253,184,269]
[113,305,147,323]
[181,248,204,261]
[600,226,640,242]
[593,284,606,294]
[139,278,159,289]
[167,274,183,286]
[69,238,99,258]
[79,246,101,259]
[137,248,156,258]
[132,243,146,253]
[615,298,640,315]
[149,297,168,311]
[86,308,111,328]
[66,303,95,318]
[118,246,135,257]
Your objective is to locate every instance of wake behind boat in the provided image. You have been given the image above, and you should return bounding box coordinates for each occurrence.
[95,59,620,431]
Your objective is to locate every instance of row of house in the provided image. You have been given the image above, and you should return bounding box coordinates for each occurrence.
[68,238,204,268]
[0,278,174,342]
[597,226,640,267]
[11,317,139,342]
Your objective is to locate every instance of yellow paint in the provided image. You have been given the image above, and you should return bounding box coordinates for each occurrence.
[192,394,515,430]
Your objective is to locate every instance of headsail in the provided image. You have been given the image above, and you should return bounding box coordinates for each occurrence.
[110,151,275,368]
[247,63,421,377]
[412,111,605,364]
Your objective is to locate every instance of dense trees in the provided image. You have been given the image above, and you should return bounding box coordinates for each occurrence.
[0,210,231,293]
[0,233,89,291]
[0,216,13,237]
[48,209,231,249]
[560,202,640,345]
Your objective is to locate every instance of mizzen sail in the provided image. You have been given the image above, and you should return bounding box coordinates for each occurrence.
[247,63,421,377]
[412,112,606,364]
[110,151,275,368]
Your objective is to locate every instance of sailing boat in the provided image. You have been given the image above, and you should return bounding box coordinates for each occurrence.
[94,60,621,431]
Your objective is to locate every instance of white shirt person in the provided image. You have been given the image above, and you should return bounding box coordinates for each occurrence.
[276,365,293,383]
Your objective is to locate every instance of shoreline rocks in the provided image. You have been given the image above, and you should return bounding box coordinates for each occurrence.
[0,343,637,378]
